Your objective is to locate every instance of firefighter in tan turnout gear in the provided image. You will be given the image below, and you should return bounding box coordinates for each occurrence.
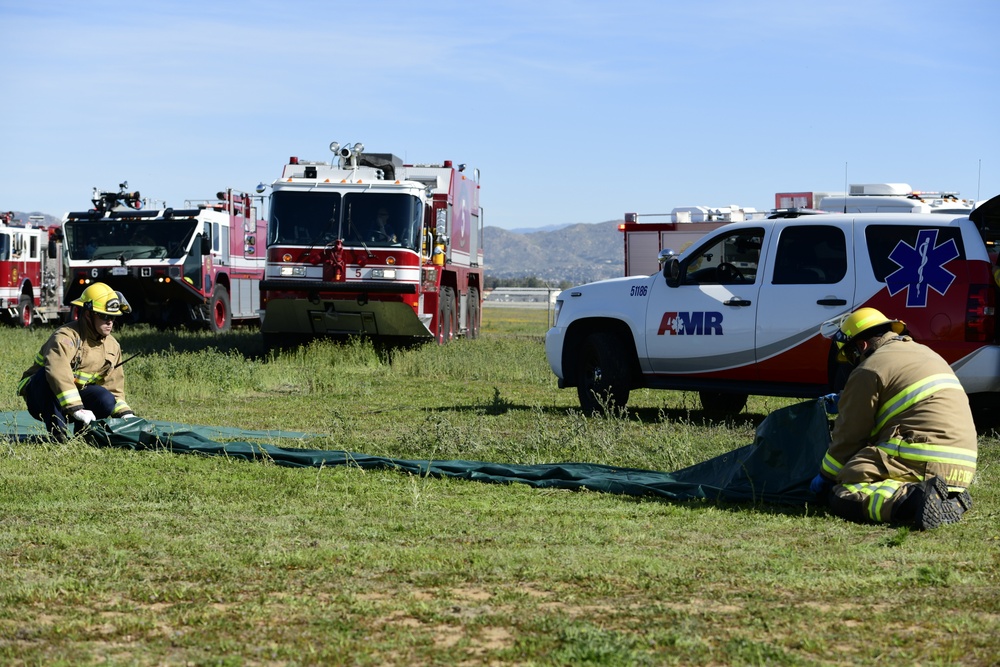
[812,308,976,530]
[18,282,137,442]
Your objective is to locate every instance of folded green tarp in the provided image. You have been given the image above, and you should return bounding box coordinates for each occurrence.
[1,399,830,505]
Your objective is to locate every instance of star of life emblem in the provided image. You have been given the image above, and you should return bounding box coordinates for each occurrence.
[885,229,959,307]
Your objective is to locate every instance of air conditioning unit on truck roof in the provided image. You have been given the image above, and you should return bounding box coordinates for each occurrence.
[777,184,976,216]
[258,141,485,352]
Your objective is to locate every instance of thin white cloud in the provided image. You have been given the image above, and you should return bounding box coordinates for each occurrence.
[1,0,997,223]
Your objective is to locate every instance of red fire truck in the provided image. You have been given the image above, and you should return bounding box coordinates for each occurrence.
[0,211,68,327]
[61,183,266,331]
[619,206,760,276]
[259,142,484,350]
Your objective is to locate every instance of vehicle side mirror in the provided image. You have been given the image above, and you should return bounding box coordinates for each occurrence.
[245,235,255,246]
[48,239,58,259]
[658,249,676,279]
[666,257,681,287]
[200,234,211,254]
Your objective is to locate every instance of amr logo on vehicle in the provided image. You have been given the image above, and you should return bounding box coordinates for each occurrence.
[886,229,958,307]
[657,311,724,336]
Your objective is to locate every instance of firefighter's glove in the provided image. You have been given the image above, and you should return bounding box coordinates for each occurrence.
[73,409,97,426]
[810,474,832,496]
[821,393,840,415]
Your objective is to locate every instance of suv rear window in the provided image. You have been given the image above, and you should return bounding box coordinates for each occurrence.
[772,225,847,284]
[865,225,965,282]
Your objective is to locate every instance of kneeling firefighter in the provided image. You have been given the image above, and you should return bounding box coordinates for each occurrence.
[17,282,137,441]
[813,307,977,530]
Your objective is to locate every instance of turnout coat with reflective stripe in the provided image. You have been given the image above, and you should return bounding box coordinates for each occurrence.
[17,318,131,417]
[822,333,977,490]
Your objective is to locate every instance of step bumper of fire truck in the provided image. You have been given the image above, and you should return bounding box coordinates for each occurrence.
[260,280,431,338]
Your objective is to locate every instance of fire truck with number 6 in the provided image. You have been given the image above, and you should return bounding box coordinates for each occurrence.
[60,183,267,331]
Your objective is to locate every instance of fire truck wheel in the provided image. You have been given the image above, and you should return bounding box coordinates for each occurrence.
[262,333,277,356]
[437,286,455,344]
[446,288,457,340]
[18,296,34,329]
[209,287,232,332]
[467,287,481,339]
[576,331,630,416]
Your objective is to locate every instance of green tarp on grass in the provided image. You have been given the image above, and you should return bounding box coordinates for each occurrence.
[1,399,830,505]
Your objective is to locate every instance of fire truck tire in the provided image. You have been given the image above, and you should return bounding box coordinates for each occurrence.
[698,391,748,416]
[467,287,481,339]
[262,333,277,356]
[437,286,455,344]
[576,332,630,416]
[18,296,34,329]
[446,288,457,340]
[209,287,232,332]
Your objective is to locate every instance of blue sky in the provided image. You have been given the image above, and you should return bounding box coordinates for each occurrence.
[2,0,998,229]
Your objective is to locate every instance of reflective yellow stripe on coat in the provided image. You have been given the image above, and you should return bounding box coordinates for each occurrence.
[871,373,964,436]
[878,438,978,467]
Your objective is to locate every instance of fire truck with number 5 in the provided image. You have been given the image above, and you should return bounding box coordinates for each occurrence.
[259,142,484,351]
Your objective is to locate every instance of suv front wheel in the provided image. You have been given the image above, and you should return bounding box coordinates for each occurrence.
[576,332,630,416]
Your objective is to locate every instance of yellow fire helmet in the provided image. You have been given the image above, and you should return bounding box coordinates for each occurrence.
[822,307,906,363]
[71,282,132,317]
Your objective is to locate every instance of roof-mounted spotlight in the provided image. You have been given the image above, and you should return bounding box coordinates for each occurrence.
[458,163,467,172]
[329,141,340,154]
[255,182,267,194]
[352,142,365,156]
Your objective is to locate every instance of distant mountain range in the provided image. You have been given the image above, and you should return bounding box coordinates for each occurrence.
[483,220,624,285]
[504,223,575,234]
[5,210,625,285]
[4,211,61,227]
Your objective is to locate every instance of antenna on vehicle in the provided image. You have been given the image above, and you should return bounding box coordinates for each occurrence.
[978,159,982,202]
[843,162,848,213]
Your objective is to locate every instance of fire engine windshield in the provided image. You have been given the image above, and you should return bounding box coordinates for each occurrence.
[268,191,341,246]
[342,194,422,250]
[63,220,199,261]
[268,191,422,250]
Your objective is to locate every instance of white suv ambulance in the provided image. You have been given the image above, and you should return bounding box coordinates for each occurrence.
[546,196,1000,415]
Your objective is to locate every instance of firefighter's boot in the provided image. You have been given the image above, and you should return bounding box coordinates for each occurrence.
[896,476,964,530]
[950,489,973,514]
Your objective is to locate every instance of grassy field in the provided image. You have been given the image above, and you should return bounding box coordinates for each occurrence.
[1,308,998,666]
